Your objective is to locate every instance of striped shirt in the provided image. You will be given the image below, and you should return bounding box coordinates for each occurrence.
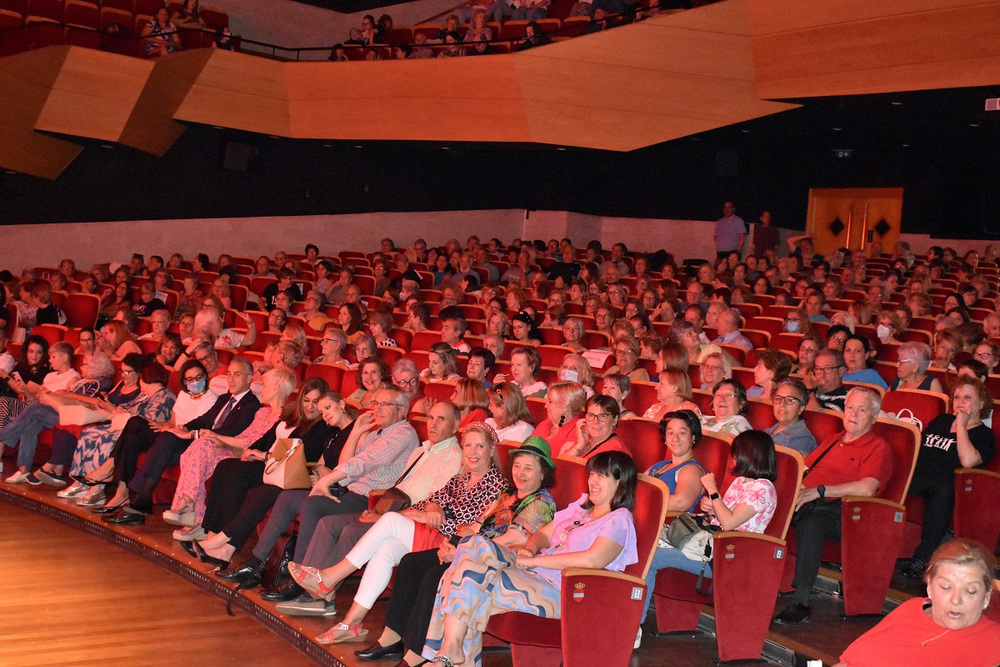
[336,419,420,496]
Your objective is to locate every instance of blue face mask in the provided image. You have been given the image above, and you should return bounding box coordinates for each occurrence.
[785,320,799,333]
[186,378,207,395]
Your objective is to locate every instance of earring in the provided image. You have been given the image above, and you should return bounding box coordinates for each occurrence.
[558,414,566,427]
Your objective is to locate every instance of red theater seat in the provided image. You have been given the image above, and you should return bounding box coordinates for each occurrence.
[780,419,920,616]
[485,456,669,667]
[653,445,804,661]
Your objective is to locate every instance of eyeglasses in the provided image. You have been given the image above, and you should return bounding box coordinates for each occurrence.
[814,365,843,374]
[701,364,723,371]
[395,377,419,387]
[321,338,339,343]
[372,401,404,410]
[715,392,737,400]
[898,358,915,365]
[183,374,206,383]
[585,412,612,422]
[194,354,212,362]
[773,395,801,406]
[829,335,847,343]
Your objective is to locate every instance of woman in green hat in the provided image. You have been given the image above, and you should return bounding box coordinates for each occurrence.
[351,435,557,665]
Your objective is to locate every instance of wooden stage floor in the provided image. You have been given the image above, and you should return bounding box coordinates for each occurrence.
[0,479,926,667]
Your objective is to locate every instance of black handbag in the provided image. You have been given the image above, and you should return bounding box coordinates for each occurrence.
[262,532,297,593]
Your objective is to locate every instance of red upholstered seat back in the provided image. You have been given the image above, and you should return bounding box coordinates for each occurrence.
[870,419,920,504]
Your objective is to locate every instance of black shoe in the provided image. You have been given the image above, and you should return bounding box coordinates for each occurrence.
[356,641,404,661]
[193,542,230,569]
[92,501,128,515]
[216,562,263,586]
[260,578,304,602]
[179,540,198,558]
[103,510,145,526]
[901,558,927,580]
[774,602,810,626]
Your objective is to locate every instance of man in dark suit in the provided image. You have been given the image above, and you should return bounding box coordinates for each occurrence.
[100,357,259,525]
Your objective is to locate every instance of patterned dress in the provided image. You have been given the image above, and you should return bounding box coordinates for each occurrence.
[70,387,175,477]
[422,495,637,666]
[172,405,278,523]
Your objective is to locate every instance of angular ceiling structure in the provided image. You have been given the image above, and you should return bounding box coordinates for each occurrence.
[1,0,998,178]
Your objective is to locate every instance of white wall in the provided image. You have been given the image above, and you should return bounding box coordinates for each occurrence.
[7,211,994,273]
[1,209,721,271]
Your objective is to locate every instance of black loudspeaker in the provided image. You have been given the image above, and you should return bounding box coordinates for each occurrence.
[222,141,255,172]
[715,150,738,177]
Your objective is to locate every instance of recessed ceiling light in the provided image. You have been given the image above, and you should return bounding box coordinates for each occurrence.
[321,144,333,148]
[970,123,981,127]
[902,143,910,147]
[890,101,902,106]
[832,127,842,131]
[740,129,750,134]
[353,145,363,149]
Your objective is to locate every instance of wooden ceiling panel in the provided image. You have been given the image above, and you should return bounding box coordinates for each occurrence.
[747,0,986,35]
[288,96,532,141]
[520,99,720,151]
[35,47,153,141]
[750,0,1000,99]
[0,47,82,178]
[121,49,214,155]
[284,56,523,101]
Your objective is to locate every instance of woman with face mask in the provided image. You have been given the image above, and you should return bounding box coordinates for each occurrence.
[557,354,594,397]
[61,359,219,501]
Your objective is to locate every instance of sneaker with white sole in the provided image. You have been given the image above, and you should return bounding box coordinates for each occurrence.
[172,526,207,541]
[275,594,338,617]
[58,481,89,499]
[5,470,30,484]
[33,469,68,487]
[633,626,642,650]
[163,509,196,527]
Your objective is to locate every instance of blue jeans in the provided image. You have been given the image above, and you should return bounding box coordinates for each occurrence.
[641,545,712,622]
[0,402,58,469]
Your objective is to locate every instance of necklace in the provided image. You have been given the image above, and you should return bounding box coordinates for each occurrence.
[920,629,950,646]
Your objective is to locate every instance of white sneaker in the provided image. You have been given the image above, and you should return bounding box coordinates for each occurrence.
[633,626,642,650]
[58,481,89,499]
[5,470,30,484]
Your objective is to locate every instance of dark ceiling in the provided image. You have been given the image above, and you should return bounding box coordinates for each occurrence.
[2,84,999,238]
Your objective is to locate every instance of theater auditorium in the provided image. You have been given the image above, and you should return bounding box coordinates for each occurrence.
[1,0,1000,665]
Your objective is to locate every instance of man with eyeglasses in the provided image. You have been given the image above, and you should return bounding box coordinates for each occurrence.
[775,387,893,626]
[101,358,260,524]
[267,388,418,605]
[275,400,462,614]
[806,348,848,412]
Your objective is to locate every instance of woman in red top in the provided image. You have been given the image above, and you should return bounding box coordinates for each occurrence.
[836,539,1000,667]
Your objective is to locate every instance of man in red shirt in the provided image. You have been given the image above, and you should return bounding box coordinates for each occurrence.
[775,387,894,625]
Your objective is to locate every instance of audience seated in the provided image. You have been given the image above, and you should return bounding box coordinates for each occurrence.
[8,232,1000,664]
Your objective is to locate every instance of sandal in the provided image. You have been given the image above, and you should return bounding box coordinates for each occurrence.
[289,562,337,599]
[315,622,368,645]
[430,657,456,667]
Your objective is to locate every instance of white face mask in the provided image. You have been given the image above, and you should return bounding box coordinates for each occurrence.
[785,320,799,333]
[876,324,891,341]
[559,369,579,383]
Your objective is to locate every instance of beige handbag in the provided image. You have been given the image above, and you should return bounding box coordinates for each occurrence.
[262,438,311,489]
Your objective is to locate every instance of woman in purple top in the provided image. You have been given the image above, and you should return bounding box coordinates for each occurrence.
[422,451,638,667]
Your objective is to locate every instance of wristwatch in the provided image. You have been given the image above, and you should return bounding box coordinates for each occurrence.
[817,485,826,501]
[709,492,721,501]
